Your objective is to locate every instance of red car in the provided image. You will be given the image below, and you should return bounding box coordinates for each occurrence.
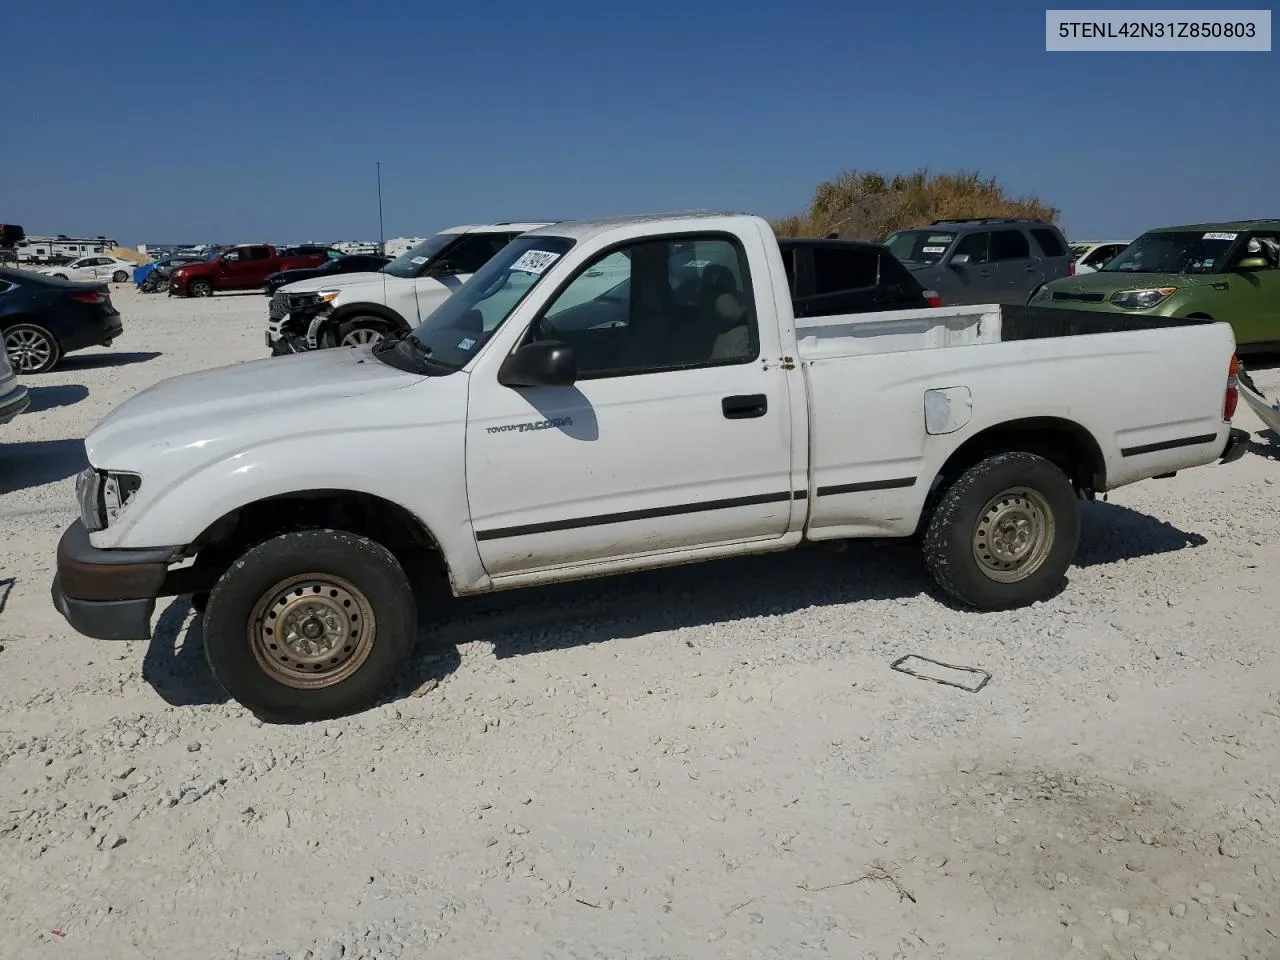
[169,244,341,298]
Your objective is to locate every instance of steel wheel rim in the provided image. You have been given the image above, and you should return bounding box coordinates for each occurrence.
[248,574,376,689]
[341,328,383,347]
[972,487,1055,583]
[5,328,53,372]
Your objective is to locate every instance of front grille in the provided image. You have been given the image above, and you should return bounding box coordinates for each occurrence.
[1051,291,1106,303]
[269,292,290,319]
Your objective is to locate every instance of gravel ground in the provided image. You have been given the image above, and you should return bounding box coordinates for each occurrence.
[2,284,1279,960]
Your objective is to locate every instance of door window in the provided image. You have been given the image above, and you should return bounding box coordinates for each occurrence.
[1030,228,1066,258]
[222,250,243,263]
[532,235,758,378]
[1238,233,1280,268]
[811,246,879,294]
[989,230,1031,261]
[952,232,991,263]
[439,234,510,274]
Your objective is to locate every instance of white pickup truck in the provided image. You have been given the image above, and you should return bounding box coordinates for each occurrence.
[53,213,1249,722]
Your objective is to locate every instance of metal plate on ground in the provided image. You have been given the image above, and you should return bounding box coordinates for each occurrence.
[890,654,991,693]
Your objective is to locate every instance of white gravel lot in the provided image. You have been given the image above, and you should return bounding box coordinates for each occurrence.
[1,284,1279,960]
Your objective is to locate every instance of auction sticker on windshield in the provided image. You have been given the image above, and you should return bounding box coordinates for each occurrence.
[923,246,947,254]
[1203,232,1238,240]
[411,256,429,264]
[511,250,561,275]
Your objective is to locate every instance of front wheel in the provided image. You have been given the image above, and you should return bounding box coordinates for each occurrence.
[337,318,391,348]
[189,279,213,298]
[922,451,1079,611]
[112,270,130,283]
[202,530,416,722]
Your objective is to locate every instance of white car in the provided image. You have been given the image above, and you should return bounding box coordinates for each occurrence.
[0,347,30,425]
[266,222,555,353]
[54,212,1248,722]
[1069,241,1129,275]
[41,256,136,284]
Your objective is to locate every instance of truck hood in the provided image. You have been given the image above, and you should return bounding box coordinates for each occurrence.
[86,347,425,469]
[279,272,398,294]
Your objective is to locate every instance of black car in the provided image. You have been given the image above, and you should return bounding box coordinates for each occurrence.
[777,238,940,317]
[1,267,124,373]
[263,254,392,296]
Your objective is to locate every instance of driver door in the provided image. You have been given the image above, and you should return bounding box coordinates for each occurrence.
[465,234,797,579]
[1222,232,1280,347]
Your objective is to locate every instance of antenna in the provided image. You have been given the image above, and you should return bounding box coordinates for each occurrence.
[376,161,385,256]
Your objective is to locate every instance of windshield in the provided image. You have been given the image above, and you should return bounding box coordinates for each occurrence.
[1102,231,1235,275]
[387,236,576,372]
[884,230,956,265]
[380,233,458,279]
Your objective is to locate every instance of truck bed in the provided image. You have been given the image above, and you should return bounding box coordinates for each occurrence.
[794,302,1237,540]
[794,303,1215,359]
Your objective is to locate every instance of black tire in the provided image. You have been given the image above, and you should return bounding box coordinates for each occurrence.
[3,322,62,374]
[922,451,1079,611]
[189,279,213,298]
[202,529,416,723]
[336,317,392,348]
[112,270,130,283]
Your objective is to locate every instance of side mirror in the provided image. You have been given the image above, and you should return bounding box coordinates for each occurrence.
[498,340,577,388]
[1236,256,1269,271]
[949,254,971,266]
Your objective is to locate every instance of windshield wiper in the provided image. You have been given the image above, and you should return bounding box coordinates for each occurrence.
[399,334,460,373]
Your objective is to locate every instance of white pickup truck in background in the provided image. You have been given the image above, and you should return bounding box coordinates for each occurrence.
[53,213,1249,722]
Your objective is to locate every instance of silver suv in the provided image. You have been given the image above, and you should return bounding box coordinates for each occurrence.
[883,218,1071,305]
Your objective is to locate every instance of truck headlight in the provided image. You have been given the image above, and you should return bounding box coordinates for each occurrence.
[316,289,341,304]
[76,468,142,531]
[1109,287,1176,310]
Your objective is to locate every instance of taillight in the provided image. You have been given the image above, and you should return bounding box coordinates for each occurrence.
[70,291,106,304]
[1068,261,1076,276]
[1224,354,1240,421]
[924,289,942,308]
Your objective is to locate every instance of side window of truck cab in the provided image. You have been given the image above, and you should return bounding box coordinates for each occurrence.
[530,234,758,378]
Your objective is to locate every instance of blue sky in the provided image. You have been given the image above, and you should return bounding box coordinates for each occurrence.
[3,0,1275,244]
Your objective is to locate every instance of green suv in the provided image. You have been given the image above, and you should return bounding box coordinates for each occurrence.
[1030,220,1280,351]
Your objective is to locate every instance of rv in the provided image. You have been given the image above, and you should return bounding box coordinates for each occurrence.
[16,234,120,265]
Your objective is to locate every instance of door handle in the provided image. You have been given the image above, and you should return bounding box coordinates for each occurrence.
[722,394,768,419]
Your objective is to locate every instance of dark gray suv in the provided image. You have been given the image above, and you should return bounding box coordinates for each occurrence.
[883,218,1071,305]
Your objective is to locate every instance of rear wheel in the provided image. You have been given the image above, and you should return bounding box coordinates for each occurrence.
[922,451,1079,611]
[112,270,129,283]
[189,279,213,298]
[4,323,61,374]
[202,529,416,722]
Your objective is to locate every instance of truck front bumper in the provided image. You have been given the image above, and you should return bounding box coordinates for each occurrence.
[1220,427,1250,465]
[51,521,179,641]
